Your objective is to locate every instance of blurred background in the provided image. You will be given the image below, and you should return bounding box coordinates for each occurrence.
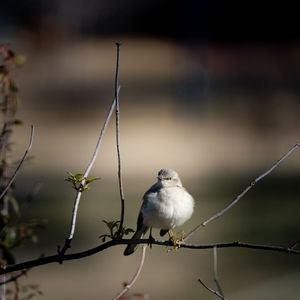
[1,1,300,299]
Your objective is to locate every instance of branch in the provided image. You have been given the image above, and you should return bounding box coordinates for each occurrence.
[60,87,121,255]
[184,143,300,241]
[290,239,300,250]
[0,269,27,286]
[0,125,34,200]
[1,239,299,275]
[213,246,225,299]
[114,43,125,239]
[198,246,227,299]
[198,278,226,300]
[112,245,147,300]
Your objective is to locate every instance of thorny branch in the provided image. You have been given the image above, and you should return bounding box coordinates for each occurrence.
[183,143,300,241]
[112,245,147,300]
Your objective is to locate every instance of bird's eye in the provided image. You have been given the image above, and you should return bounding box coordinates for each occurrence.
[166,177,172,180]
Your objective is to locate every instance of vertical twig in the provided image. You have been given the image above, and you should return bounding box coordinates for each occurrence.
[198,247,227,300]
[60,67,121,254]
[112,245,147,300]
[114,43,125,239]
[62,91,119,250]
[13,279,19,300]
[0,125,35,200]
[213,246,225,298]
[184,143,300,241]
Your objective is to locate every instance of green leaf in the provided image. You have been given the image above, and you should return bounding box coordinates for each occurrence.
[13,119,23,125]
[74,173,84,181]
[86,177,101,184]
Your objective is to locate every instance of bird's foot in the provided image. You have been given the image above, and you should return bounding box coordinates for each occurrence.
[148,229,155,249]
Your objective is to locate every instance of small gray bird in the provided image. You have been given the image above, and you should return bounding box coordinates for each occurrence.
[124,168,194,256]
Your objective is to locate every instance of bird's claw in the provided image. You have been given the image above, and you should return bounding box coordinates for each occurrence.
[148,230,155,249]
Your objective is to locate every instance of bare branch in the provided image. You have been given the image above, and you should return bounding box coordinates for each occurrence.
[1,239,299,275]
[112,245,147,300]
[114,43,125,239]
[0,270,28,286]
[198,246,227,299]
[184,143,300,241]
[60,87,121,255]
[61,46,122,250]
[213,246,225,298]
[0,125,34,200]
[198,278,226,300]
[83,91,119,180]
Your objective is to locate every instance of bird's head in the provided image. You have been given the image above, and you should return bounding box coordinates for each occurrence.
[157,168,182,187]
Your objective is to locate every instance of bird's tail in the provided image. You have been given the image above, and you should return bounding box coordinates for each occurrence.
[124,226,148,256]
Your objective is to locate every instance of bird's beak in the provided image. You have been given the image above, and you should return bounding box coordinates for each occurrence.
[157,176,162,181]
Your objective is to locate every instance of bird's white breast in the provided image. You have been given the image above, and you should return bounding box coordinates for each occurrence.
[141,186,194,230]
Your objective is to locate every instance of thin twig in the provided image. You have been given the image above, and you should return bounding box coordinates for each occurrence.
[60,87,120,255]
[112,245,147,300]
[13,279,19,300]
[83,90,119,180]
[213,246,225,298]
[1,239,299,275]
[0,125,34,200]
[198,278,226,300]
[198,246,227,300]
[0,270,28,286]
[183,143,300,241]
[289,239,300,250]
[114,43,125,239]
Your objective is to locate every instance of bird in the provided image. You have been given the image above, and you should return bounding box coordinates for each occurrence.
[124,168,194,256]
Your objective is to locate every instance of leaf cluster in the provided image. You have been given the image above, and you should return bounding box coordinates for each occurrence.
[65,172,100,191]
[99,220,134,242]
